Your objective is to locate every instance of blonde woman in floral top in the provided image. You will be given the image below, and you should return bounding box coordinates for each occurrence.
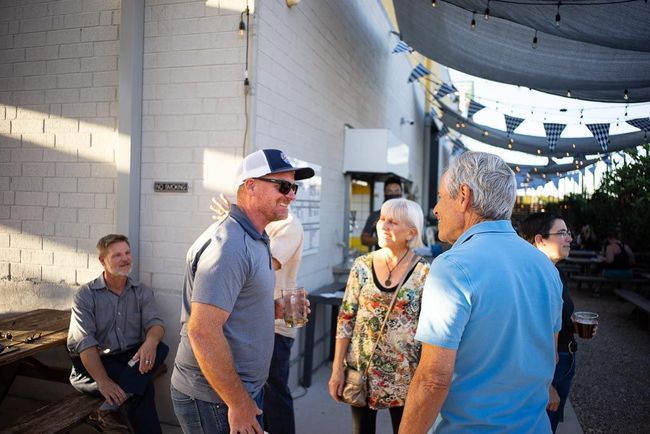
[328,198,430,434]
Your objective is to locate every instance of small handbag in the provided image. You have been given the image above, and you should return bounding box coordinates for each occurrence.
[341,254,421,407]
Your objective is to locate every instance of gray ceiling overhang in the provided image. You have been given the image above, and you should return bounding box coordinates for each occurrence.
[393,0,650,102]
[438,100,647,157]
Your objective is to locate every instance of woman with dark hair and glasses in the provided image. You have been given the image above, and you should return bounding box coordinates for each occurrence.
[519,212,595,433]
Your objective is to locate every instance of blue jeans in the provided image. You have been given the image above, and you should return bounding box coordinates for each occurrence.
[263,334,295,434]
[547,352,576,433]
[171,385,263,434]
[70,342,169,434]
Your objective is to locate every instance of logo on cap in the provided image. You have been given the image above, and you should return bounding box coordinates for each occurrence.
[280,152,291,165]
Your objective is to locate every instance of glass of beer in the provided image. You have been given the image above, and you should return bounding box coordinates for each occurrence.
[281,287,308,328]
[572,311,598,339]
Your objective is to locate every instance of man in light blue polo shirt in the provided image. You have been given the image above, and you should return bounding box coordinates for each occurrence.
[401,152,562,433]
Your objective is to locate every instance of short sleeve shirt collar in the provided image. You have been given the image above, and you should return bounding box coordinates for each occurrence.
[452,220,517,249]
[230,204,270,243]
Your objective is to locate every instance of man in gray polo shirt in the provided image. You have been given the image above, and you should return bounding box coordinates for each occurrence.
[171,149,314,434]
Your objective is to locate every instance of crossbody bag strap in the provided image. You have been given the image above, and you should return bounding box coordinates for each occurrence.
[363,254,422,376]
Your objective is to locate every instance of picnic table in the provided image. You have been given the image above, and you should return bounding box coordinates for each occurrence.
[0,309,71,404]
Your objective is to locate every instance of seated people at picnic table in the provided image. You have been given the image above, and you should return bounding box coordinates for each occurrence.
[601,229,635,279]
[67,234,168,433]
[519,213,596,433]
[328,198,430,434]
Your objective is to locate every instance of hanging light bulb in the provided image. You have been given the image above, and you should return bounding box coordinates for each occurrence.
[624,89,629,100]
[432,0,437,7]
[471,13,476,30]
[483,130,489,136]
[566,90,571,98]
[531,30,539,49]
[239,10,246,37]
[566,152,570,157]
[484,0,490,20]
[537,149,541,154]
[555,2,561,27]
[572,143,576,149]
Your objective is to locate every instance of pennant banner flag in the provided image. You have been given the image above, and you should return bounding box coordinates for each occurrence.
[586,123,611,152]
[438,125,449,137]
[504,114,525,136]
[543,123,566,151]
[468,100,486,118]
[587,164,596,175]
[435,82,457,99]
[626,117,650,137]
[551,176,560,189]
[407,63,431,83]
[451,140,466,156]
[392,40,413,54]
[626,117,650,132]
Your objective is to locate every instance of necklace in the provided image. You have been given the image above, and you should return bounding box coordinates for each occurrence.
[384,250,410,287]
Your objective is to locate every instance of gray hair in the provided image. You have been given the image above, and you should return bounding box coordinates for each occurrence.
[380,198,425,249]
[444,151,516,220]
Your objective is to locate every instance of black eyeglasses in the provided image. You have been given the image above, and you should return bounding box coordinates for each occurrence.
[255,177,299,195]
[543,230,572,238]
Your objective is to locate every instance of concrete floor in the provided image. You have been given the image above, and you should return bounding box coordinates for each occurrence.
[0,364,583,434]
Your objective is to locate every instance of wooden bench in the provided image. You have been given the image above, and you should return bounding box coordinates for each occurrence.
[571,275,648,293]
[614,289,650,330]
[3,364,167,434]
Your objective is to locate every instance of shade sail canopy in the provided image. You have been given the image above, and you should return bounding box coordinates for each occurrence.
[394,0,650,102]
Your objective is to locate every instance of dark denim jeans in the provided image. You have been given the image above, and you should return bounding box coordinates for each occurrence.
[171,385,263,434]
[70,342,169,434]
[547,351,576,433]
[263,333,295,434]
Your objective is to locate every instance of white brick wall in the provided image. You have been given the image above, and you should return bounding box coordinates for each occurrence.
[0,0,120,284]
[140,0,250,287]
[254,0,426,285]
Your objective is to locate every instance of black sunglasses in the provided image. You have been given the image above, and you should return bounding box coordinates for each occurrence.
[255,177,299,195]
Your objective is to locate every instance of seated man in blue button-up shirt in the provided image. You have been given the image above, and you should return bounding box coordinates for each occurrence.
[67,234,168,433]
[401,152,563,434]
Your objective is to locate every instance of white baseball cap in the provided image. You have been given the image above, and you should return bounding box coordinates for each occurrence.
[235,149,315,186]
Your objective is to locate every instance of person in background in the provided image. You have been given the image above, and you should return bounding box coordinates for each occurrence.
[401,152,563,433]
[361,177,403,251]
[210,193,304,434]
[519,212,596,433]
[601,229,635,280]
[329,198,430,434]
[67,234,167,433]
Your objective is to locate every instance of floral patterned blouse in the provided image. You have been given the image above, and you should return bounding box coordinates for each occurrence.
[336,252,430,409]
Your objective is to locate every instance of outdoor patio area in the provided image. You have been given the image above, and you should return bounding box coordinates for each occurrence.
[1,277,647,433]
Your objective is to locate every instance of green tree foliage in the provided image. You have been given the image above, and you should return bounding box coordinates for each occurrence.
[553,145,650,251]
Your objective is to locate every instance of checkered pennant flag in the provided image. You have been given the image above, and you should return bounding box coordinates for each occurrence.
[543,123,566,151]
[407,63,431,83]
[392,40,413,54]
[626,117,650,138]
[435,82,457,99]
[468,100,485,118]
[438,125,449,138]
[451,141,466,156]
[586,123,610,152]
[504,115,525,136]
[551,176,560,190]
